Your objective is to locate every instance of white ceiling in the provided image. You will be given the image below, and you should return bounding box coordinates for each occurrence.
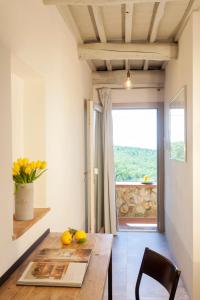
[45,0,192,71]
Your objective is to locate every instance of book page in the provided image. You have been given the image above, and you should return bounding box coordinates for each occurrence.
[17,247,91,287]
[35,248,92,263]
[63,263,88,285]
[18,260,88,287]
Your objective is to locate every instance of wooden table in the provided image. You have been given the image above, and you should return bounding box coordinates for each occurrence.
[0,233,113,300]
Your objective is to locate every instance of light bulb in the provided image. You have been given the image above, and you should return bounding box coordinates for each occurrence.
[126,77,132,89]
[125,70,132,90]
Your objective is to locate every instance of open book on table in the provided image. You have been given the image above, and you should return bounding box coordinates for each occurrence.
[17,248,92,287]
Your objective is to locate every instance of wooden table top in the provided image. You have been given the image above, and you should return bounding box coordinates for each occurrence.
[0,232,113,300]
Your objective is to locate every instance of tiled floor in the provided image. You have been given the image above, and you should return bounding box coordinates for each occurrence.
[112,232,190,300]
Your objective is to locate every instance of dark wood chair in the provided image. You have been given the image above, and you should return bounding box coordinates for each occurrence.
[135,247,181,300]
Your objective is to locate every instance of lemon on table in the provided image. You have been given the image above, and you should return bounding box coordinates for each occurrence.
[60,231,72,245]
[143,175,150,182]
[75,230,87,244]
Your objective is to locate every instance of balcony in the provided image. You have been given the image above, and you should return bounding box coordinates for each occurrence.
[116,182,157,230]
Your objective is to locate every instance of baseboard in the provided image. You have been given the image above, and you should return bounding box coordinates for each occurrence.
[0,228,50,286]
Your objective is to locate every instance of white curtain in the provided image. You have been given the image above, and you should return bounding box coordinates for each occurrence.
[99,88,117,234]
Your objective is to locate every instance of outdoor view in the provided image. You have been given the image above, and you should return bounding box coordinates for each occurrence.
[113,109,158,230]
[112,109,157,183]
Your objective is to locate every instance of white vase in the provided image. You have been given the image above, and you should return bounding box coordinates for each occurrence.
[15,183,34,221]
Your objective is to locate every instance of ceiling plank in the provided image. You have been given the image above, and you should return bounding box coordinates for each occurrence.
[143,0,166,70]
[143,60,149,70]
[106,60,113,71]
[44,0,186,6]
[57,5,83,43]
[174,0,200,41]
[87,60,96,71]
[78,42,178,61]
[161,61,168,69]
[125,3,133,43]
[125,60,129,70]
[56,5,96,71]
[92,6,107,42]
[92,70,165,88]
[125,3,133,70]
[92,6,112,71]
[149,1,166,43]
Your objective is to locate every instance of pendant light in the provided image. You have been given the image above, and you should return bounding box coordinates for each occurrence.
[125,70,132,90]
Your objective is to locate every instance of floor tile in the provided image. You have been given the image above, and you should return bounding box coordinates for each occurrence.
[112,231,190,300]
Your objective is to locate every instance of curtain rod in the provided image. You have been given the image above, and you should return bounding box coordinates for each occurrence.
[95,87,163,90]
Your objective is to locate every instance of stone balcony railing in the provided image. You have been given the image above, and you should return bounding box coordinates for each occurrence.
[116,182,157,218]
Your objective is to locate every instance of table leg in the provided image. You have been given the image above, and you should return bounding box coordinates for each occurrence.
[108,251,112,300]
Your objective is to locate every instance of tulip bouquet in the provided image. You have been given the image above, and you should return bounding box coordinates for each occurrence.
[13,158,47,187]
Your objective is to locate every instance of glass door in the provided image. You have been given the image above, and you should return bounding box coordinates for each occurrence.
[112,108,159,231]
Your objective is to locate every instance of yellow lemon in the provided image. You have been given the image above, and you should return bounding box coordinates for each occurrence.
[143,175,150,182]
[61,231,72,245]
[75,230,87,244]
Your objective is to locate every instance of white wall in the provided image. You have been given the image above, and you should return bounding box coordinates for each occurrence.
[0,0,92,277]
[111,88,164,103]
[11,62,47,208]
[191,12,200,299]
[24,78,46,207]
[94,87,164,104]
[11,74,24,159]
[164,11,200,299]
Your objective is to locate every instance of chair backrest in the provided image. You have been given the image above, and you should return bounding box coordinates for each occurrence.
[135,247,181,300]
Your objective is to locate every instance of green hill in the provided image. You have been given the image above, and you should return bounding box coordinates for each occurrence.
[114,146,157,182]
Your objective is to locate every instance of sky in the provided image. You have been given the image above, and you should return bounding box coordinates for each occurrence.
[112,109,185,150]
[170,108,185,142]
[112,109,157,150]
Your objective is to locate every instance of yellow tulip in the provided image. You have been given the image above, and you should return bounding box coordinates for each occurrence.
[25,166,32,175]
[13,162,19,169]
[13,166,20,176]
[17,158,24,167]
[22,158,29,166]
[29,161,36,170]
[35,160,42,169]
[40,161,47,169]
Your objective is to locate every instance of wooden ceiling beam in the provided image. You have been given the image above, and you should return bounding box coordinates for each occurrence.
[56,5,96,71]
[92,70,165,88]
[149,1,166,43]
[174,0,200,41]
[125,3,133,70]
[44,0,186,6]
[125,3,133,43]
[92,6,112,71]
[161,61,168,70]
[78,42,178,61]
[144,0,166,70]
[143,60,149,71]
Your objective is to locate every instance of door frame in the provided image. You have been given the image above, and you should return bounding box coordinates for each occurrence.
[85,99,103,233]
[112,102,165,233]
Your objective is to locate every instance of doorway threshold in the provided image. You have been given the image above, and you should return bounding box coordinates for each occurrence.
[118,222,157,232]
